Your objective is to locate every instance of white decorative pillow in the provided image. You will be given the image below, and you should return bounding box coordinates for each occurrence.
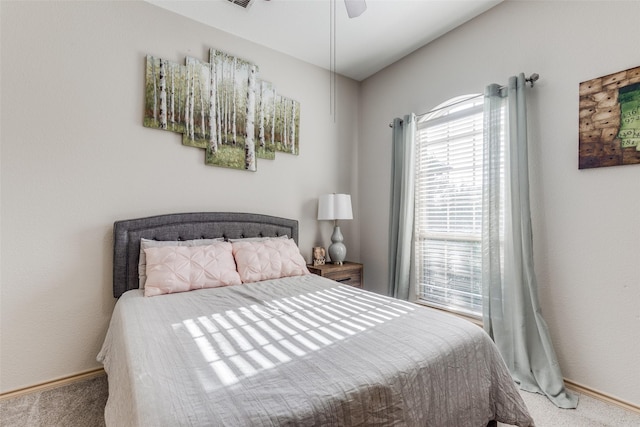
[143,242,241,297]
[232,238,310,283]
[139,238,223,289]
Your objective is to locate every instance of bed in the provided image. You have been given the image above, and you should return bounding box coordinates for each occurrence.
[98,212,534,427]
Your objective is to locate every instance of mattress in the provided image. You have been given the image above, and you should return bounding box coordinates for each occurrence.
[98,274,534,426]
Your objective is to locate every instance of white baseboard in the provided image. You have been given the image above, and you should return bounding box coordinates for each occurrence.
[565,378,640,414]
[0,368,105,401]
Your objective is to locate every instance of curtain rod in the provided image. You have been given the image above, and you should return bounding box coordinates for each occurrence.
[388,73,540,127]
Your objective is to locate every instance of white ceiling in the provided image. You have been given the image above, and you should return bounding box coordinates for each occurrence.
[147,0,502,81]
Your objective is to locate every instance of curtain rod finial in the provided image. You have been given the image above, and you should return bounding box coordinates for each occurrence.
[526,73,540,87]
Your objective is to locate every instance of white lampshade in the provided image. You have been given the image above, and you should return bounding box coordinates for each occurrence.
[317,194,353,221]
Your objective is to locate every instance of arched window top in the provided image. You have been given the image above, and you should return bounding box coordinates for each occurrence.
[418,94,482,127]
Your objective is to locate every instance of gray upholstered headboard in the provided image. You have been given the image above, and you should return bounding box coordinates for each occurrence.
[113,212,299,298]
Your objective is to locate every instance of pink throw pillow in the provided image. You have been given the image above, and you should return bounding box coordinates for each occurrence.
[232,238,310,283]
[144,242,241,297]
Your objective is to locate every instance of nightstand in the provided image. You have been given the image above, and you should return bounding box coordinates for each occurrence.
[307,261,364,289]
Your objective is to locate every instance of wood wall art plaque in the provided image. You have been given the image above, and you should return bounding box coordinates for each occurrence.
[579,65,640,169]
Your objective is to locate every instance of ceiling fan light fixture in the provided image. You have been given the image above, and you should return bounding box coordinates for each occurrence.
[344,0,367,18]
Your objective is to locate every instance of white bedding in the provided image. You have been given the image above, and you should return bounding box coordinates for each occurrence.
[98,274,534,426]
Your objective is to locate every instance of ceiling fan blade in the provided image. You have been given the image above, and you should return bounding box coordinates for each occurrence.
[344,0,366,18]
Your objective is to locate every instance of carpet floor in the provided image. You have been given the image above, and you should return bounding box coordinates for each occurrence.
[1,374,639,426]
[1,376,107,427]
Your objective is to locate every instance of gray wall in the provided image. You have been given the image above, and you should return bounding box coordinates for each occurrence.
[0,1,360,393]
[359,0,639,405]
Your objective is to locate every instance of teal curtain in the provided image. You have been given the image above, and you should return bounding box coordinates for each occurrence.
[482,74,578,409]
[388,114,416,300]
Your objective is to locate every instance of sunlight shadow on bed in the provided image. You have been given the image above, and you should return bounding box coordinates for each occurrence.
[173,285,416,390]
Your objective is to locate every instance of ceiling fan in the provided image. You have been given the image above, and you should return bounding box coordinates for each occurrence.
[225,0,366,119]
[227,0,367,18]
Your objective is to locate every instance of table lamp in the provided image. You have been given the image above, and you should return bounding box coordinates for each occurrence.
[317,193,353,265]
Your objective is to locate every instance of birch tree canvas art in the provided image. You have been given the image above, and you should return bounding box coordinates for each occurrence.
[144,48,300,172]
[274,95,301,155]
[144,56,185,134]
[256,81,277,160]
[204,50,258,171]
[182,57,211,149]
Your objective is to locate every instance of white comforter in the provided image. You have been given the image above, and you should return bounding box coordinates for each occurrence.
[98,274,534,426]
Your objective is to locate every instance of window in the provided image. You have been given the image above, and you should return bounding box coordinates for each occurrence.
[414,94,499,318]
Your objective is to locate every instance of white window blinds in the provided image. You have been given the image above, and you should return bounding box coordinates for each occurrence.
[415,95,485,317]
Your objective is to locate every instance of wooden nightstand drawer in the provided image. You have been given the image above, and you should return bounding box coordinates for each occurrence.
[307,261,363,288]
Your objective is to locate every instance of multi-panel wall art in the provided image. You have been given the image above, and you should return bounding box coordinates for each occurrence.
[144,49,300,172]
[579,65,640,169]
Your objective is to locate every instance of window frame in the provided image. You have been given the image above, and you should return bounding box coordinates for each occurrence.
[413,94,487,320]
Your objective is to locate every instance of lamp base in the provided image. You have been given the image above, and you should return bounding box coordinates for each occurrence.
[328,225,347,265]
